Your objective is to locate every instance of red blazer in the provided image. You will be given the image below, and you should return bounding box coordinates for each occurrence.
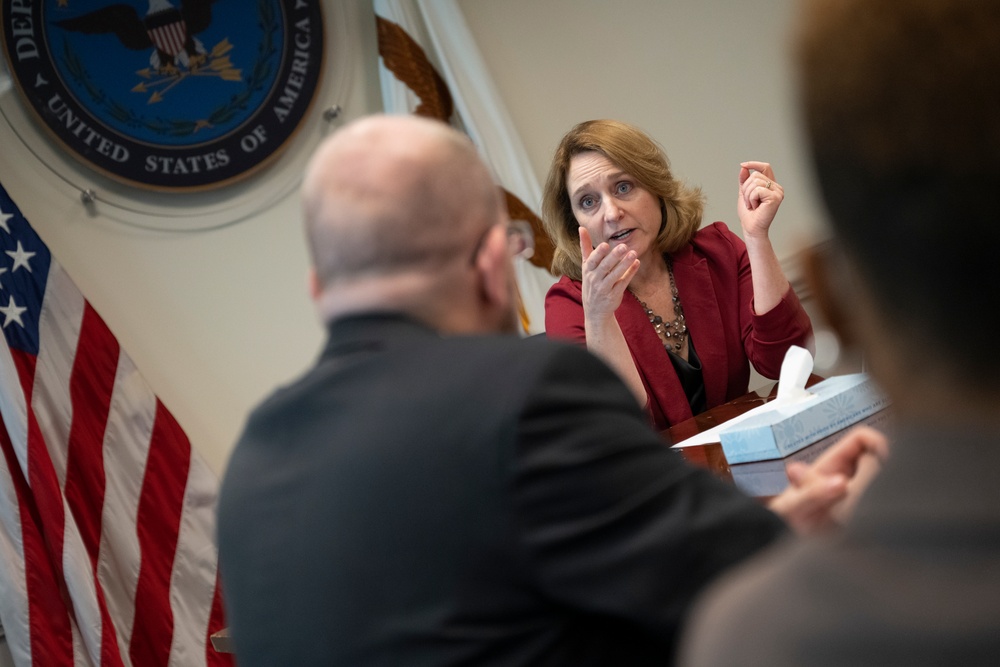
[545,222,813,430]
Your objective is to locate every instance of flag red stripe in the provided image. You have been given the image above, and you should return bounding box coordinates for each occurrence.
[18,351,70,606]
[1,432,73,666]
[1,357,76,665]
[63,304,129,666]
[25,394,81,665]
[64,303,118,567]
[206,574,233,666]
[129,402,190,666]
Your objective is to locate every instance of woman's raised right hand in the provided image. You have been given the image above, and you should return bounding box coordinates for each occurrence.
[579,226,640,320]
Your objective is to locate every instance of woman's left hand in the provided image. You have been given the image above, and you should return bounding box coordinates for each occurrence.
[737,161,784,239]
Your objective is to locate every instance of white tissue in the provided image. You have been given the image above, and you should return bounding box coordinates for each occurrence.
[775,345,814,404]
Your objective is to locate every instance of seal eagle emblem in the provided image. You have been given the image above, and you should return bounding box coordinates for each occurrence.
[55,0,219,76]
[1,0,325,191]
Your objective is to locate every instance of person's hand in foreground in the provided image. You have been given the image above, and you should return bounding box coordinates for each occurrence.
[767,425,889,535]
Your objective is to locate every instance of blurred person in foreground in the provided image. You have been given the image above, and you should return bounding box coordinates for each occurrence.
[543,120,813,430]
[216,114,884,667]
[679,1,1000,664]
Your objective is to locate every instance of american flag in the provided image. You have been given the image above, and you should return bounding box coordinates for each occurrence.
[0,182,230,666]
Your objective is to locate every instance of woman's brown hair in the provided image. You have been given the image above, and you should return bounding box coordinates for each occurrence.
[541,119,705,280]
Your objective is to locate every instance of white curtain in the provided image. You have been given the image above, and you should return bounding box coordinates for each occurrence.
[373,0,557,335]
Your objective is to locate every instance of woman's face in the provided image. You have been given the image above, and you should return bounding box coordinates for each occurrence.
[565,151,663,262]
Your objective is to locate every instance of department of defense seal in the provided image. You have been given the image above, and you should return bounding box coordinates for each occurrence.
[2,0,325,190]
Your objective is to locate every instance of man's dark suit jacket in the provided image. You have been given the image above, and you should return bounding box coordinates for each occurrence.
[217,312,785,666]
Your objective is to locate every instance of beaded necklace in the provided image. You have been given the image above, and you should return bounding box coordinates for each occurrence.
[634,258,688,354]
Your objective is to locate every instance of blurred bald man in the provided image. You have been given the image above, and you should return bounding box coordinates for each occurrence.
[217,115,876,666]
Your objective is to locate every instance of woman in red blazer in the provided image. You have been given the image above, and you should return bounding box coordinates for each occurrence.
[543,120,812,431]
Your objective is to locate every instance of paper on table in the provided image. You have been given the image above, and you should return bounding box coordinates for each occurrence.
[671,345,816,448]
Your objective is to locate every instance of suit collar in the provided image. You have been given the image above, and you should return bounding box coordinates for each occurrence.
[322,312,439,359]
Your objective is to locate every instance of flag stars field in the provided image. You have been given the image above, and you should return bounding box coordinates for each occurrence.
[5,241,34,273]
[0,295,26,328]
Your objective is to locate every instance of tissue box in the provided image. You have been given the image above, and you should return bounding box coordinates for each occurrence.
[719,373,889,464]
[728,408,894,496]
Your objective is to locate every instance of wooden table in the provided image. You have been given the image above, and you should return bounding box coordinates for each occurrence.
[660,376,850,498]
[661,382,786,485]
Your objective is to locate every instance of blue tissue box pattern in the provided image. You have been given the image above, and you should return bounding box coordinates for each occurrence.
[719,373,889,464]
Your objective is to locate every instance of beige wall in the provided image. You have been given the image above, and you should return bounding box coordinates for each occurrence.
[0,0,829,478]
[459,0,827,261]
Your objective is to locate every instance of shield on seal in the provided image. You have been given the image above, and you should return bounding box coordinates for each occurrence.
[146,9,188,57]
